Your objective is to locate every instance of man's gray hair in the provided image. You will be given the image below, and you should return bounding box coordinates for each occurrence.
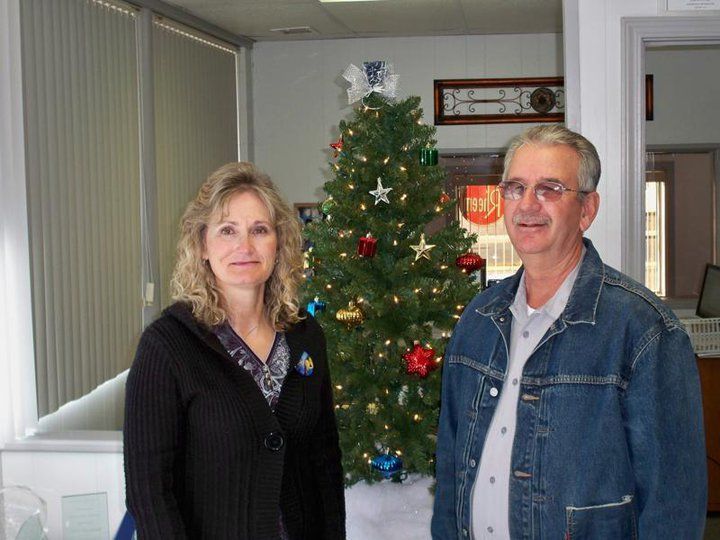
[502,125,601,193]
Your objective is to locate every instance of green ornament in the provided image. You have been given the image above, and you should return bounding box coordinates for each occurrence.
[321,197,335,215]
[419,148,438,166]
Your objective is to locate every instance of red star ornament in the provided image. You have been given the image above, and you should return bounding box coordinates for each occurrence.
[403,343,438,378]
[329,136,343,157]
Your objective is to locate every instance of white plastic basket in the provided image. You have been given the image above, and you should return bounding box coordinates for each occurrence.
[680,317,720,357]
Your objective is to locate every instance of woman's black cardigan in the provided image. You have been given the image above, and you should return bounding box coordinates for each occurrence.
[123,302,346,539]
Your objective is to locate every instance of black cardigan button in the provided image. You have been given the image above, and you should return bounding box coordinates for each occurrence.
[264,432,284,451]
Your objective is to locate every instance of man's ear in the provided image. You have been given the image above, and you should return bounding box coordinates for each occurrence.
[580,191,600,233]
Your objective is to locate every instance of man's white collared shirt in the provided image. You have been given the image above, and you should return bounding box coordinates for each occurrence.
[470,253,584,539]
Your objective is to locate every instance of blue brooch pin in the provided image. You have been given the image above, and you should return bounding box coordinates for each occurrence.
[295,351,314,376]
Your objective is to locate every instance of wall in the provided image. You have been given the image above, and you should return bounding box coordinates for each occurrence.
[669,153,715,296]
[252,33,563,205]
[646,45,720,145]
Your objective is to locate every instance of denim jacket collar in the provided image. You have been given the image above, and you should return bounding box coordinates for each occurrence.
[474,238,604,325]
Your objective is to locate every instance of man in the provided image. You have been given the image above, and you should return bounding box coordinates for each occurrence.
[431,125,707,539]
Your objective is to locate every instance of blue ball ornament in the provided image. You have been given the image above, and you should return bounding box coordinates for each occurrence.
[306,297,327,317]
[371,453,403,479]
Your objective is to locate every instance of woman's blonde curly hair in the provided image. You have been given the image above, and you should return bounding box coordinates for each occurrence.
[170,162,304,330]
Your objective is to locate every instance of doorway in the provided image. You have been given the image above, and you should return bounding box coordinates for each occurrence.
[643,43,720,302]
[621,17,720,288]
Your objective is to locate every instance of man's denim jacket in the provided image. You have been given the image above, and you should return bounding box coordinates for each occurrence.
[432,239,707,539]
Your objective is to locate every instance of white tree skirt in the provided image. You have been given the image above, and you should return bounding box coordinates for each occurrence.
[345,474,433,540]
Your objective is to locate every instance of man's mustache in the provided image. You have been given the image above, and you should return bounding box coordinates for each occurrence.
[512,213,551,226]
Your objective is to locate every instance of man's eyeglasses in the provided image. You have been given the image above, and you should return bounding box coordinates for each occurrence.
[498,180,591,202]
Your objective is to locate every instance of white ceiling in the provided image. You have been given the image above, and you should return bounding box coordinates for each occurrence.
[162,0,563,42]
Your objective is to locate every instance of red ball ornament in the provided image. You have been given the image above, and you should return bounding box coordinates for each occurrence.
[439,192,451,204]
[357,233,378,258]
[403,343,438,378]
[455,252,485,273]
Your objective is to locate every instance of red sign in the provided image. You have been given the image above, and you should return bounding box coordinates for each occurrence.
[462,185,504,225]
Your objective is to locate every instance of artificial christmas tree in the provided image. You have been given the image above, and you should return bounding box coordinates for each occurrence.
[302,62,480,484]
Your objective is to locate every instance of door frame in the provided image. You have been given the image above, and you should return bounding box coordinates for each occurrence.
[621,16,720,282]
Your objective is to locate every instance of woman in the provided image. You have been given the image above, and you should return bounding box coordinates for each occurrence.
[124,162,345,539]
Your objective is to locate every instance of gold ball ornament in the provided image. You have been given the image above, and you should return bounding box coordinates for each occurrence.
[335,301,365,328]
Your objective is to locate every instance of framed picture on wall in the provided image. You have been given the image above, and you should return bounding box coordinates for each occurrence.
[433,76,565,125]
[294,203,322,225]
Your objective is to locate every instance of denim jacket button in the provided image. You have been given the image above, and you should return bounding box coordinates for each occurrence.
[462,528,469,537]
[489,387,499,397]
[469,458,477,468]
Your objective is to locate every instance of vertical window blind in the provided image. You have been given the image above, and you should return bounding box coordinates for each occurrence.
[20,0,239,420]
[21,0,141,418]
[154,19,238,308]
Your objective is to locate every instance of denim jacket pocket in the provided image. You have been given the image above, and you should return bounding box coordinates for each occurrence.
[565,495,637,540]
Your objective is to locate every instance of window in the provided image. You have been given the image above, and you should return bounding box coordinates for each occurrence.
[22,0,142,420]
[20,0,240,428]
[645,170,667,297]
[444,149,718,301]
[442,152,521,281]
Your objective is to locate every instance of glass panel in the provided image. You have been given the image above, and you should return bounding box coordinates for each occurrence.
[645,178,666,297]
[442,153,521,281]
